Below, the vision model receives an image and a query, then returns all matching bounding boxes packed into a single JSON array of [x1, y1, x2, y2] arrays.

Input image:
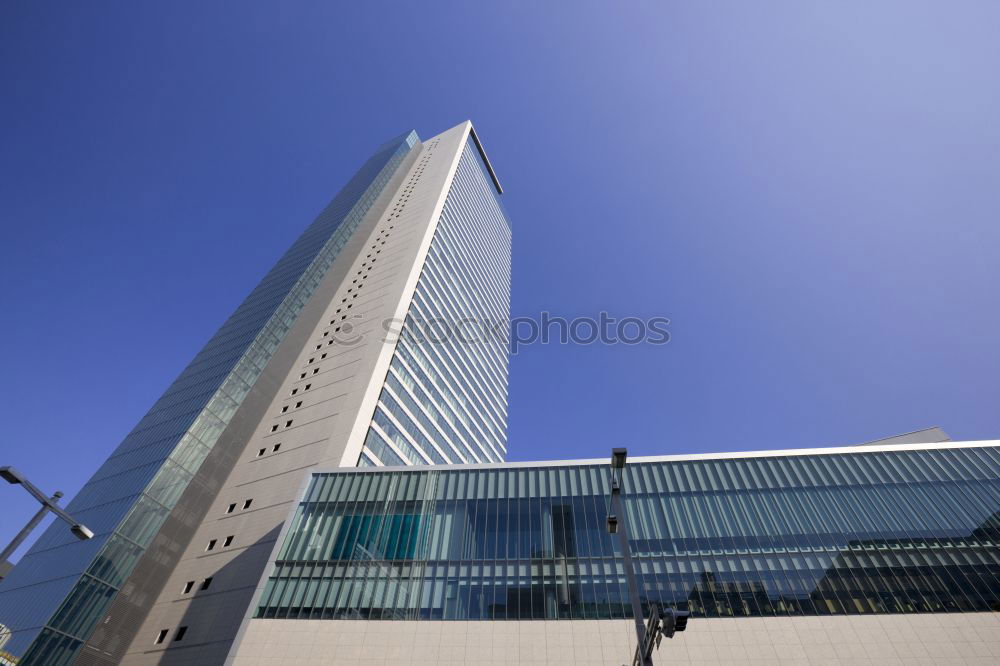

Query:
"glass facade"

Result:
[[0, 132, 420, 665], [362, 136, 511, 466], [256, 444, 1000, 621]]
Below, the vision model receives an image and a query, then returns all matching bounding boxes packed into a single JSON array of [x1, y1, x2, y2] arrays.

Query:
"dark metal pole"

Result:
[[611, 477, 651, 666], [0, 491, 62, 565]]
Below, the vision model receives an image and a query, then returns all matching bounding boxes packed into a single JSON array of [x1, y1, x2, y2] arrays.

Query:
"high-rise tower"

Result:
[[0, 121, 511, 665]]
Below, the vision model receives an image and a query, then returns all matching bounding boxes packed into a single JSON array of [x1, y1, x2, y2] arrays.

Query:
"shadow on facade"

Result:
[[137, 525, 282, 665]]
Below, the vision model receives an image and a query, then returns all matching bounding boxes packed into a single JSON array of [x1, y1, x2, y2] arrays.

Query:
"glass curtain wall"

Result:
[[362, 136, 511, 467], [256, 446, 1000, 621]]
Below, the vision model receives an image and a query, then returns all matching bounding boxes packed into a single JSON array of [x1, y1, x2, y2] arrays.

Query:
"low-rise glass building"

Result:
[[253, 441, 1000, 623]]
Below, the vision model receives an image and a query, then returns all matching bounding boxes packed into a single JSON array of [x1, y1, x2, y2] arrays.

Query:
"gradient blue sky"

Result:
[[2, 1, 998, 557]]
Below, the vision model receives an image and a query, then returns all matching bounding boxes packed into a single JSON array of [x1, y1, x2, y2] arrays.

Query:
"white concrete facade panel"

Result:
[[230, 614, 1000, 665]]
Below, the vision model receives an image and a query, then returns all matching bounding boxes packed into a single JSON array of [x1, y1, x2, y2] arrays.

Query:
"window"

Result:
[[174, 626, 188, 642], [281, 406, 288, 413], [285, 420, 293, 427], [206, 539, 217, 551], [295, 401, 302, 408], [257, 448, 265, 457], [291, 388, 298, 395], [305, 384, 311, 390], [226, 503, 236, 514], [270, 425, 278, 433], [243, 499, 253, 510], [182, 581, 194, 594], [155, 629, 168, 645], [223, 535, 234, 547], [313, 368, 319, 374], [273, 443, 281, 452], [201, 577, 213, 591]]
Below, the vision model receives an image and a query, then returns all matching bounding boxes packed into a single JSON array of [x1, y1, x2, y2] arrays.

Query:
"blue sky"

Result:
[[2, 1, 998, 556]]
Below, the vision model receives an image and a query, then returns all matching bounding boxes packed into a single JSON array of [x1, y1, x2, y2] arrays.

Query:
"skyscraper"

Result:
[[0, 121, 511, 665]]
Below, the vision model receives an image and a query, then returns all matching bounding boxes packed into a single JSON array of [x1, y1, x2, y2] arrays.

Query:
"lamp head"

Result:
[[70, 524, 94, 541], [0, 467, 24, 485]]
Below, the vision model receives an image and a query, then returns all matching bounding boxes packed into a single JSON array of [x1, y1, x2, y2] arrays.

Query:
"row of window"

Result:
[[181, 577, 213, 594], [226, 499, 253, 513], [154, 626, 186, 645], [257, 442, 281, 456], [205, 535, 235, 551], [271, 198, 405, 438], [269, 420, 293, 432]]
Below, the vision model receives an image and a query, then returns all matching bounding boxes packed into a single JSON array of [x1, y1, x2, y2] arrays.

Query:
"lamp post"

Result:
[[606, 447, 653, 666], [0, 466, 93, 579], [606, 448, 689, 666]]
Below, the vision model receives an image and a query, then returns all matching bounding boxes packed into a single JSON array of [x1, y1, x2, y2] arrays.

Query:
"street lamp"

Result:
[[0, 466, 93, 579], [606, 448, 688, 666]]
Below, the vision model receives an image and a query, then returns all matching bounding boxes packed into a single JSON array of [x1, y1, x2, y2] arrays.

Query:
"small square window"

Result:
[[291, 388, 298, 395], [223, 535, 234, 547], [257, 448, 265, 457], [313, 368, 319, 374], [285, 420, 293, 427], [273, 443, 281, 452], [270, 425, 278, 433], [155, 629, 168, 645], [201, 577, 213, 590], [206, 539, 217, 551], [243, 499, 253, 509], [305, 384, 311, 390], [174, 626, 188, 642], [280, 406, 288, 413], [182, 581, 194, 594], [295, 401, 302, 408], [226, 503, 236, 514]]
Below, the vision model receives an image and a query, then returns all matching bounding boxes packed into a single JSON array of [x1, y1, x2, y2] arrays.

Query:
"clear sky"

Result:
[[2, 1, 998, 558]]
